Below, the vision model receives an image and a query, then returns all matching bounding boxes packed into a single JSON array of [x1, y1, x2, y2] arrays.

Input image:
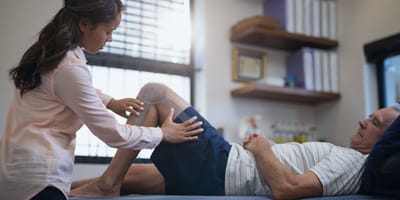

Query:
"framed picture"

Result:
[[232, 48, 267, 82]]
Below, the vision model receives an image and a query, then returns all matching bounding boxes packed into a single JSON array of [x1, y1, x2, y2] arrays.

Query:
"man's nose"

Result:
[[359, 119, 368, 128]]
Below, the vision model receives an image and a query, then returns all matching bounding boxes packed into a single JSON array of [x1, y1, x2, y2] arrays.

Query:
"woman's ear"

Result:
[[79, 18, 92, 32]]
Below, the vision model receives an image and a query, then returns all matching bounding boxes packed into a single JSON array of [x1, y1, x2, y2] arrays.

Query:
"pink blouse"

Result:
[[0, 47, 163, 199]]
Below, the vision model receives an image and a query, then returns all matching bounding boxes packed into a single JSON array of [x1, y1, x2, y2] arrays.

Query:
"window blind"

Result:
[[104, 0, 191, 65]]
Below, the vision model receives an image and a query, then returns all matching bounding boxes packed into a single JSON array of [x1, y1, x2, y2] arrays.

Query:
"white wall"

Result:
[[317, 0, 400, 146], [0, 0, 62, 130]]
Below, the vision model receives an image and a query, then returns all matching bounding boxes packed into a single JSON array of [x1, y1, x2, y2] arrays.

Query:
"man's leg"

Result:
[[70, 83, 192, 197], [131, 83, 231, 195], [70, 163, 164, 194], [120, 164, 164, 195]]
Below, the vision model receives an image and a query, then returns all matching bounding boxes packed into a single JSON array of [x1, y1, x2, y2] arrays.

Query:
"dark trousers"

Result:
[[31, 186, 66, 200]]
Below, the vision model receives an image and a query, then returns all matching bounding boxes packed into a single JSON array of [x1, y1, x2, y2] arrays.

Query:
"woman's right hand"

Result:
[[161, 108, 204, 143]]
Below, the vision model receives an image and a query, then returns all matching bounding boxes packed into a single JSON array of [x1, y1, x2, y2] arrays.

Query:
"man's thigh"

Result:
[[151, 106, 231, 195]]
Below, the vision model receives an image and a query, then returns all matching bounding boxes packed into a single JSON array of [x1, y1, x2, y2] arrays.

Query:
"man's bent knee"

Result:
[[138, 83, 169, 104]]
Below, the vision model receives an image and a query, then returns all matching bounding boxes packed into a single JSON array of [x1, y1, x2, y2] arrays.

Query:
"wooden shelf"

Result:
[[231, 83, 341, 104], [231, 26, 338, 51]]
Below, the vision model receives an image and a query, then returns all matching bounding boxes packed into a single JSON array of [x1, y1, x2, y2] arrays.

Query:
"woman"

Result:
[[0, 1, 202, 199]]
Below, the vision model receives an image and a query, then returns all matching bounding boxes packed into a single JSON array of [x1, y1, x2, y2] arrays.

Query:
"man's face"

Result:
[[350, 108, 399, 154]]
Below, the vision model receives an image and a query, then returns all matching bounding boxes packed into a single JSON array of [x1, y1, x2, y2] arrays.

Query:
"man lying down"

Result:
[[70, 83, 400, 200]]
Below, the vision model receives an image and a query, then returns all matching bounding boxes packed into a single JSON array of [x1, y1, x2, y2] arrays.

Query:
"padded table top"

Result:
[[71, 195, 268, 200], [70, 194, 396, 200]]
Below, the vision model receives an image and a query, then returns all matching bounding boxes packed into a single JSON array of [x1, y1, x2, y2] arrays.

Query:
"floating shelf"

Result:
[[231, 83, 341, 104], [231, 26, 338, 51]]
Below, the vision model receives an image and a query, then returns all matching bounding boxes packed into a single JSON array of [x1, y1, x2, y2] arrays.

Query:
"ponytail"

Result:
[[9, 0, 124, 96]]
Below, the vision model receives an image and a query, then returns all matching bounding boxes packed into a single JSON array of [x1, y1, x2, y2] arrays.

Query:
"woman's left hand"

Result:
[[107, 98, 144, 118], [161, 108, 204, 143]]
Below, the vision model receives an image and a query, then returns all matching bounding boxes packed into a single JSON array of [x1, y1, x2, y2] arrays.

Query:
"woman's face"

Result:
[[79, 13, 121, 54]]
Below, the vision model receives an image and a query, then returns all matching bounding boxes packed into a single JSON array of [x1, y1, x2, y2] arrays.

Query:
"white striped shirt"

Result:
[[225, 143, 271, 196], [225, 142, 367, 196]]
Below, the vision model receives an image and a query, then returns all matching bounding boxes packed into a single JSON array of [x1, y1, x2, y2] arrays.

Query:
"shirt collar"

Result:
[[72, 47, 87, 64]]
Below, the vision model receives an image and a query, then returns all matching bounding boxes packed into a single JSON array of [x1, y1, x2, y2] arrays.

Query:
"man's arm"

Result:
[[243, 134, 322, 200]]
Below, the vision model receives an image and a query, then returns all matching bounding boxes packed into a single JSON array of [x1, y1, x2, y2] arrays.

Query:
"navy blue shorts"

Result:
[[31, 186, 66, 200], [151, 106, 231, 195]]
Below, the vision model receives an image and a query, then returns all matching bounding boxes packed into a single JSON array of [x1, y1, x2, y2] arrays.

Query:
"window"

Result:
[[380, 56, 400, 107], [74, 0, 193, 163], [364, 33, 400, 108]]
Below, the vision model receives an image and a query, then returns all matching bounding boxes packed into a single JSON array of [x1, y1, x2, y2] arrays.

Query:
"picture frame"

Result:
[[232, 48, 267, 82]]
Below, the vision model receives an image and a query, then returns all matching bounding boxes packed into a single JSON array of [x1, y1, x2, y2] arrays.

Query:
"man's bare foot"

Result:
[[69, 180, 121, 197]]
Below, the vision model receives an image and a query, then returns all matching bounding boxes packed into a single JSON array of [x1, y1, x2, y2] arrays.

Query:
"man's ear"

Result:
[[79, 18, 92, 32]]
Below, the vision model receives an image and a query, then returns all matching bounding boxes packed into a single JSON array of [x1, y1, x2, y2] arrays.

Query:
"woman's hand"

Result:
[[161, 108, 204, 143], [107, 98, 144, 118]]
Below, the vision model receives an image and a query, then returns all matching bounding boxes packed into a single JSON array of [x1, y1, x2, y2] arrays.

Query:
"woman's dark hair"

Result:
[[9, 0, 124, 96]]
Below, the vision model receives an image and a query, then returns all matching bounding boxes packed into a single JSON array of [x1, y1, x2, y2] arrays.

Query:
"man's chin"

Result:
[[350, 135, 360, 146], [349, 141, 359, 150]]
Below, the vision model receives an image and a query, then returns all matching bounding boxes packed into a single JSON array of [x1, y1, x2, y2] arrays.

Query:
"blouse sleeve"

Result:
[[53, 63, 163, 150], [95, 89, 113, 106]]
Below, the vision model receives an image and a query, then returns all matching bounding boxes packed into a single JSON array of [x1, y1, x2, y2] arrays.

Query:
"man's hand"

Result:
[[243, 133, 275, 156], [161, 108, 204, 143], [107, 98, 144, 118], [244, 134, 322, 200]]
